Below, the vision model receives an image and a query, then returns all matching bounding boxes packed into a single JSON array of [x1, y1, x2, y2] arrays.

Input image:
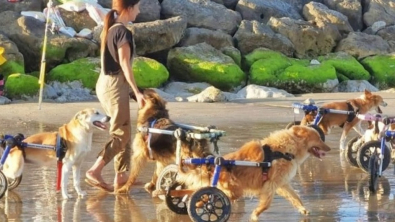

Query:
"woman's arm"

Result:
[[118, 43, 145, 108]]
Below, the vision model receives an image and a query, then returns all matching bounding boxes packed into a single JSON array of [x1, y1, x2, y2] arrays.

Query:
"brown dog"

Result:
[[117, 89, 213, 194], [315, 90, 386, 150], [177, 125, 331, 221]]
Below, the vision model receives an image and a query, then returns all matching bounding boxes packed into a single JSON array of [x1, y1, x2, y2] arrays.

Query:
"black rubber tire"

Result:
[[187, 187, 231, 222], [156, 164, 179, 201], [369, 155, 379, 193], [357, 141, 391, 174], [285, 121, 301, 129], [165, 182, 188, 215], [0, 171, 8, 199], [345, 136, 362, 167], [307, 124, 325, 142], [7, 175, 22, 190]]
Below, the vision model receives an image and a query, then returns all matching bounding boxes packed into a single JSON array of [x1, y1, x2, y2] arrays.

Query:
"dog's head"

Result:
[[133, 89, 169, 124], [73, 108, 110, 131], [362, 90, 387, 113], [290, 125, 331, 159]]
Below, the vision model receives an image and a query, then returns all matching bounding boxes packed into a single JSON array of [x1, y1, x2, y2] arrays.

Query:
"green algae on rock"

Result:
[[132, 57, 169, 88], [4, 73, 40, 98], [361, 54, 395, 89]]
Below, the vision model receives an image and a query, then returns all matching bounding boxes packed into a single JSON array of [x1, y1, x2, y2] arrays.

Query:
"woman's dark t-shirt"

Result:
[[103, 23, 134, 75]]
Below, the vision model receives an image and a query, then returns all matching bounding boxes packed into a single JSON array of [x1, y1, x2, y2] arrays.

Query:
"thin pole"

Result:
[[38, 0, 53, 110]]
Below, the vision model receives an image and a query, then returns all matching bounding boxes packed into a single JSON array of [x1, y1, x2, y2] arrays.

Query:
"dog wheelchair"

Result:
[[137, 123, 226, 201], [0, 133, 66, 199], [287, 99, 357, 142], [345, 114, 395, 192]]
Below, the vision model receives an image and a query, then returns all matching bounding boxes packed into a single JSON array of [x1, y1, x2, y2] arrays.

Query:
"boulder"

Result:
[[331, 80, 379, 92], [0, 0, 42, 13], [317, 52, 370, 81], [129, 16, 187, 55], [0, 34, 24, 77], [58, 8, 97, 32], [247, 49, 339, 93], [363, 0, 395, 27], [0, 96, 11, 105], [235, 0, 302, 24], [132, 57, 169, 88], [162, 81, 212, 98], [236, 84, 294, 99], [135, 0, 161, 23], [267, 17, 341, 59], [167, 42, 246, 91], [335, 32, 390, 59], [221, 46, 241, 67], [177, 27, 234, 50], [4, 73, 40, 99], [360, 54, 395, 89], [323, 0, 363, 31], [377, 25, 395, 42], [303, 2, 353, 35], [161, 0, 242, 35], [243, 48, 286, 70], [233, 20, 294, 56], [48, 57, 100, 90], [186, 86, 227, 102]]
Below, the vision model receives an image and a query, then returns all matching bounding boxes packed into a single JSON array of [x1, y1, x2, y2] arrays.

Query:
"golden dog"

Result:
[[2, 108, 110, 199], [301, 90, 386, 150], [117, 89, 213, 194], [177, 125, 331, 221]]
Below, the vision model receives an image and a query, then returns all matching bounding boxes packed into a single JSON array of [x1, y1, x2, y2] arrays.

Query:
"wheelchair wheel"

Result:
[[307, 124, 325, 142], [345, 136, 362, 167], [0, 171, 8, 199], [357, 141, 391, 173], [285, 121, 300, 129], [156, 164, 179, 200], [165, 182, 188, 215], [369, 154, 379, 193], [187, 187, 231, 222], [7, 175, 22, 190]]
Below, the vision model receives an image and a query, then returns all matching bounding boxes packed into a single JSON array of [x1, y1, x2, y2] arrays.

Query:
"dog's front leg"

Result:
[[61, 162, 73, 199], [276, 183, 309, 215], [250, 183, 275, 221], [353, 121, 365, 136], [72, 163, 87, 198]]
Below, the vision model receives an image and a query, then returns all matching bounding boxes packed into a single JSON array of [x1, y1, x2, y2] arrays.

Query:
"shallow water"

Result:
[[1, 110, 395, 222]]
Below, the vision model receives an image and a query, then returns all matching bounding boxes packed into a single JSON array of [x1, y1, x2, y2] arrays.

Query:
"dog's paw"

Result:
[[249, 214, 259, 222], [144, 182, 155, 192], [299, 208, 310, 215], [115, 185, 130, 194]]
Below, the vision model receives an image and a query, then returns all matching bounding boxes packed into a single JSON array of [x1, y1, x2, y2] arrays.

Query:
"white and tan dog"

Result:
[[2, 108, 110, 199]]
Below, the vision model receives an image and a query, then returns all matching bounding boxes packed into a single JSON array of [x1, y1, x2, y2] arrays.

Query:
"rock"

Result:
[[221, 46, 241, 67], [233, 20, 295, 56], [247, 49, 339, 93], [243, 48, 286, 70], [167, 42, 246, 91], [310, 59, 320, 65], [360, 54, 395, 89], [177, 27, 234, 50], [0, 96, 11, 105], [235, 0, 302, 24], [363, 0, 395, 27], [4, 73, 39, 99], [371, 21, 386, 33], [186, 86, 227, 102], [335, 32, 390, 59], [45, 81, 95, 102], [0, 0, 42, 13], [97, 0, 111, 8], [235, 84, 294, 99], [317, 52, 370, 81], [135, 0, 161, 23], [48, 57, 100, 90], [323, 0, 363, 31], [162, 82, 212, 98], [331, 80, 379, 92], [0, 34, 24, 77], [58, 8, 97, 32], [132, 57, 169, 88], [303, 2, 353, 35], [43, 84, 58, 99], [267, 17, 341, 59], [129, 16, 187, 55], [377, 25, 395, 42], [150, 88, 178, 102], [161, 0, 241, 35]]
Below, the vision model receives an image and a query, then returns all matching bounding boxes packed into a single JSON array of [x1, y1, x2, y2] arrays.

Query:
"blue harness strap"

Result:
[[55, 134, 66, 161]]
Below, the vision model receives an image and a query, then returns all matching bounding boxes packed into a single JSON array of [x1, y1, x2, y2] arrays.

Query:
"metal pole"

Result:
[[38, 0, 53, 110]]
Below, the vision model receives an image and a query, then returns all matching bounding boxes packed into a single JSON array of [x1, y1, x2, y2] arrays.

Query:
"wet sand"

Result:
[[1, 91, 395, 222]]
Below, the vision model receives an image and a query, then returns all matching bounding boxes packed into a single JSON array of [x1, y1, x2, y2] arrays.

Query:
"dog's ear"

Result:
[[364, 89, 372, 97], [74, 110, 86, 122]]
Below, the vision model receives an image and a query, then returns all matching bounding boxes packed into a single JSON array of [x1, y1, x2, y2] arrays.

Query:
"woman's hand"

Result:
[[134, 91, 146, 109]]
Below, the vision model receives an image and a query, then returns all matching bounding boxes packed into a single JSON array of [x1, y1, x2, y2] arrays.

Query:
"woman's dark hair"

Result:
[[100, 0, 140, 53]]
